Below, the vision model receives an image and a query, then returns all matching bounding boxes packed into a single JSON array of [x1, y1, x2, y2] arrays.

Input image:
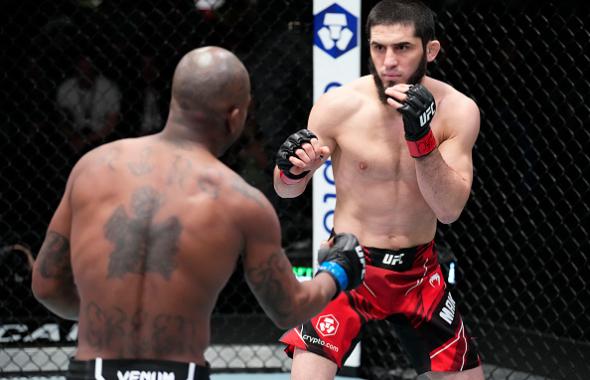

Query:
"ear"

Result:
[[227, 106, 241, 135], [425, 40, 441, 62]]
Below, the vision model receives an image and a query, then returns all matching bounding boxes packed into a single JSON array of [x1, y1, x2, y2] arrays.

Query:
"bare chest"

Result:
[[333, 113, 417, 181]]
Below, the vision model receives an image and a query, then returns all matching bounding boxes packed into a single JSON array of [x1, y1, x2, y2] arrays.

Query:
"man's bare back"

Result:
[[32, 47, 366, 377], [66, 135, 261, 363]]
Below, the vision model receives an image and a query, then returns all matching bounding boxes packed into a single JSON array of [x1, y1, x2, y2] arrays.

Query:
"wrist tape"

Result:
[[279, 169, 309, 184], [317, 261, 348, 293], [406, 129, 437, 158]]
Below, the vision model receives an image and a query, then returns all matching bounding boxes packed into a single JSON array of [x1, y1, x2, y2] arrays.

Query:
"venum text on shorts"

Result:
[[117, 370, 175, 380]]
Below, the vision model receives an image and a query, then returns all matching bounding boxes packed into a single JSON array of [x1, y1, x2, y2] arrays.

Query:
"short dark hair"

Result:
[[366, 0, 436, 46]]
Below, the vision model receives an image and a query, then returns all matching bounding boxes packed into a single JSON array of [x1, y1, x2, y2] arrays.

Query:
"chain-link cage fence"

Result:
[[360, 1, 590, 379], [1, 0, 588, 379], [1, 0, 314, 375]]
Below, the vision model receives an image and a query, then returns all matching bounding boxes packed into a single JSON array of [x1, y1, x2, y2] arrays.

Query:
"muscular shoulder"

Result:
[[427, 78, 480, 141], [310, 76, 373, 134], [224, 172, 273, 212], [68, 139, 135, 182], [221, 170, 280, 235], [76, 139, 129, 164]]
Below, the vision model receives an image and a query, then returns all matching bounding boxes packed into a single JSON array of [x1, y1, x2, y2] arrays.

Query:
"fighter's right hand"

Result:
[[275, 129, 329, 179], [317, 233, 366, 297]]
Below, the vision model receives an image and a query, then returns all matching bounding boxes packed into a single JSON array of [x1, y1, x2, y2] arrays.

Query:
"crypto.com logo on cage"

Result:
[[314, 3, 358, 58]]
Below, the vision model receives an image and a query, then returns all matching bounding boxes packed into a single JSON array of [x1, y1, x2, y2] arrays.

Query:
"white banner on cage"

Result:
[[312, 0, 361, 370]]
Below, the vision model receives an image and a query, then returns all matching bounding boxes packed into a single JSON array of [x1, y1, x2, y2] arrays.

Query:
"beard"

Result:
[[369, 51, 428, 104]]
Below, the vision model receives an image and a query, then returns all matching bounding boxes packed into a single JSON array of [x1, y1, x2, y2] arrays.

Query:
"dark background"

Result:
[[1, 0, 588, 379]]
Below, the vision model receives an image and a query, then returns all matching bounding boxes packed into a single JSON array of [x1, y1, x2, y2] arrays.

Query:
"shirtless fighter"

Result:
[[32, 46, 365, 380], [274, 1, 484, 378]]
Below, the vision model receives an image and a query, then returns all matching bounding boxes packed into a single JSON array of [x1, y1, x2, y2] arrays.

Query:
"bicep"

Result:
[[307, 98, 340, 156], [438, 100, 480, 181]]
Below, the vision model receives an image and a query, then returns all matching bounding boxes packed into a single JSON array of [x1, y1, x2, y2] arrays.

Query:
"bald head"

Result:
[[171, 46, 250, 115], [165, 47, 251, 156]]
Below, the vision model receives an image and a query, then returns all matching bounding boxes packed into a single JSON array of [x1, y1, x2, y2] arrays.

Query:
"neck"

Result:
[[160, 110, 224, 156]]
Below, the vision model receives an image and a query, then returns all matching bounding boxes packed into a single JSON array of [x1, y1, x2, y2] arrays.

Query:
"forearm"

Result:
[[273, 166, 311, 198], [253, 271, 335, 329], [283, 233, 363, 327], [279, 273, 337, 328], [414, 149, 471, 224]]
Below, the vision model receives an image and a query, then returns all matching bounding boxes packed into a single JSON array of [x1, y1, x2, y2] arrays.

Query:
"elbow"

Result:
[[31, 266, 79, 320], [31, 269, 46, 301], [31, 267, 59, 304], [273, 184, 290, 199], [273, 183, 301, 199], [436, 209, 462, 224], [435, 190, 470, 224], [31, 276, 52, 304], [273, 319, 293, 330], [270, 312, 300, 330], [32, 284, 55, 312]]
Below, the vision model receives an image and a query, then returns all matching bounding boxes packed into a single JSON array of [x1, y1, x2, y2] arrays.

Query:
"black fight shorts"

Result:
[[67, 358, 209, 380]]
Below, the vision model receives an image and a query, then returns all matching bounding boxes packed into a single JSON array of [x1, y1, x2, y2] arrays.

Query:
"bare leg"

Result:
[[290, 348, 338, 380], [419, 365, 485, 380]]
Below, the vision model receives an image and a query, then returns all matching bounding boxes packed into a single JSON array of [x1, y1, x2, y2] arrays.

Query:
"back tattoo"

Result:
[[105, 187, 182, 279]]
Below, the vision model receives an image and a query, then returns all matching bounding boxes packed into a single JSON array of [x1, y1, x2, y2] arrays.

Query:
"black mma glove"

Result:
[[316, 233, 366, 297], [397, 84, 437, 158], [275, 129, 317, 179]]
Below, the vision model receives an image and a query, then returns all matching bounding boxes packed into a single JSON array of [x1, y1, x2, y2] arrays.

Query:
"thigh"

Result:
[[391, 287, 481, 375], [291, 348, 338, 380]]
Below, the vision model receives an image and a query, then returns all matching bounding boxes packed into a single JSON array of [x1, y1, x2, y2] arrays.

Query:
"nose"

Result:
[[384, 48, 398, 68]]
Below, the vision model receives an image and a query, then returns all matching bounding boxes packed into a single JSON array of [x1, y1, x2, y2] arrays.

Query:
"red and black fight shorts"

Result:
[[280, 240, 480, 374], [66, 358, 210, 380]]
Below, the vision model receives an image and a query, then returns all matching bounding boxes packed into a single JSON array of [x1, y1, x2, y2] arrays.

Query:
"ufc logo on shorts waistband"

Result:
[[382, 253, 405, 266]]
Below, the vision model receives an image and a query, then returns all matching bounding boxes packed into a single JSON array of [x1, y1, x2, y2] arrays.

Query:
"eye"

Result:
[[371, 43, 385, 52]]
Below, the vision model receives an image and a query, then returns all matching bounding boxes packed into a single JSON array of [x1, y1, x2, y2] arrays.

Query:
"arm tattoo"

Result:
[[105, 187, 181, 279], [38, 231, 73, 282], [245, 250, 293, 321]]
